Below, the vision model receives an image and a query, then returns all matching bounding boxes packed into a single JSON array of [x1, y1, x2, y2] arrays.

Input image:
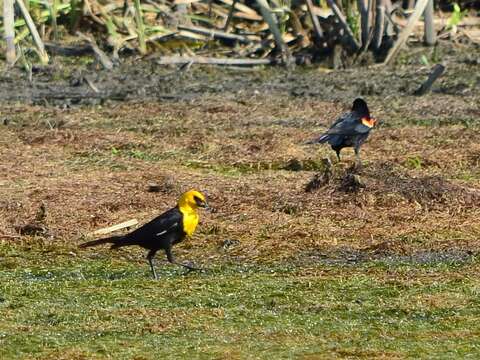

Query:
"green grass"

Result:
[[183, 158, 327, 177], [1, 244, 480, 359]]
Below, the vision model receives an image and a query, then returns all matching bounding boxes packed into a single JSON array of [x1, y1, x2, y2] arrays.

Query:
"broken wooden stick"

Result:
[[383, 0, 429, 65], [357, 0, 370, 47], [255, 0, 292, 66], [84, 76, 100, 93], [326, 0, 361, 51], [16, 0, 49, 64], [218, 0, 258, 17], [414, 64, 445, 96], [0, 233, 21, 239], [3, 0, 16, 66], [90, 219, 139, 236], [76, 31, 114, 70], [423, 0, 436, 46], [223, 0, 238, 31], [156, 55, 273, 66], [305, 0, 324, 41], [373, 0, 386, 50], [178, 25, 252, 44], [134, 0, 147, 54]]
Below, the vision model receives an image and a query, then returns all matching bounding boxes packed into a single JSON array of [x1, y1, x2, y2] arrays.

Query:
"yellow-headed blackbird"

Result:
[[308, 98, 376, 165], [79, 190, 208, 279]]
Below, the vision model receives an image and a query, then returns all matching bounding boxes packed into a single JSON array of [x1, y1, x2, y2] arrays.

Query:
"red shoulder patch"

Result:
[[361, 117, 376, 128]]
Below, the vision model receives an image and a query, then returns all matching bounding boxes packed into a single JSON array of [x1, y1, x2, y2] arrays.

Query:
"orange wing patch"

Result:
[[361, 117, 377, 128]]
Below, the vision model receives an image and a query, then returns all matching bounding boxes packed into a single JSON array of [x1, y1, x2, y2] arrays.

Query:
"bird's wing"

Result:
[[329, 112, 350, 128], [129, 207, 183, 239], [326, 111, 372, 135], [307, 112, 354, 144]]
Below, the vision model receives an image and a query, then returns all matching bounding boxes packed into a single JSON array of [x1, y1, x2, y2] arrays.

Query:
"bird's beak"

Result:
[[203, 203, 213, 212], [198, 201, 209, 209], [194, 195, 209, 209]]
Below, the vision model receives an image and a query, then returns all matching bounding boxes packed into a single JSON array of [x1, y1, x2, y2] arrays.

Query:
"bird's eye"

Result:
[[193, 195, 204, 206]]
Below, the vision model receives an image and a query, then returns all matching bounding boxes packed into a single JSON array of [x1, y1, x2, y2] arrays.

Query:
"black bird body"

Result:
[[79, 190, 208, 279], [308, 98, 376, 164], [87, 207, 184, 251]]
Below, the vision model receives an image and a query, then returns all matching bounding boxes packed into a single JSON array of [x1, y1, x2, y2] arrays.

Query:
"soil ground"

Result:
[[1, 42, 479, 262], [1, 42, 480, 358]]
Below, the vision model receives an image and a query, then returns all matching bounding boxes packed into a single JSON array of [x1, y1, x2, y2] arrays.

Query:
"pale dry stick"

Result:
[[83, 0, 105, 26], [15, 0, 49, 64], [289, 9, 310, 47], [383, 0, 429, 65], [366, 0, 374, 44], [76, 31, 114, 70], [134, 0, 147, 54], [84, 76, 100, 93], [0, 234, 21, 239], [423, 0, 436, 46], [178, 25, 251, 44], [383, 2, 400, 35], [373, 0, 386, 49], [358, 0, 375, 52], [156, 55, 273, 66], [194, 2, 229, 20], [223, 0, 238, 31], [326, 0, 361, 51], [218, 0, 258, 16], [305, 0, 324, 42], [413, 64, 445, 96], [3, 0, 16, 66], [382, 0, 396, 42], [89, 219, 139, 237], [255, 0, 292, 66], [357, 0, 369, 47]]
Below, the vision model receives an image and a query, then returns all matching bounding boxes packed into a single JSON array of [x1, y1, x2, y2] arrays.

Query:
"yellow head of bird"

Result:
[[178, 190, 208, 210]]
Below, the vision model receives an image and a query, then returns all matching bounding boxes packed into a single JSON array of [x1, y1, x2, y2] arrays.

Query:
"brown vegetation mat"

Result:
[[1, 47, 479, 264]]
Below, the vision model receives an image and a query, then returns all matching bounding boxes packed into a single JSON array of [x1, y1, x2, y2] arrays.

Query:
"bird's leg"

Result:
[[165, 247, 201, 273], [146, 250, 158, 280], [336, 150, 341, 162], [354, 147, 362, 170]]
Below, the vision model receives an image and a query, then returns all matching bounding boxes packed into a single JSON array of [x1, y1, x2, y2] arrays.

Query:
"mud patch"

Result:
[[302, 247, 476, 266], [0, 43, 478, 114]]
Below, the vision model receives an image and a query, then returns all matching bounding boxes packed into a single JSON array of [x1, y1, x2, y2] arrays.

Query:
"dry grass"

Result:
[[1, 89, 479, 264]]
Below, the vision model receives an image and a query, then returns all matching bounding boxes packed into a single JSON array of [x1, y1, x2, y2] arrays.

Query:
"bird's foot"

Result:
[[181, 263, 204, 275], [183, 268, 201, 275]]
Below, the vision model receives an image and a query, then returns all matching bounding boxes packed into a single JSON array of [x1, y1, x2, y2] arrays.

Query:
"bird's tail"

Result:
[[78, 235, 126, 249], [306, 134, 330, 145]]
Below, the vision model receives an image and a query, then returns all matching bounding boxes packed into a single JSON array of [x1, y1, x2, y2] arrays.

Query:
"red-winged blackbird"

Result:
[[79, 190, 208, 279], [308, 98, 377, 165]]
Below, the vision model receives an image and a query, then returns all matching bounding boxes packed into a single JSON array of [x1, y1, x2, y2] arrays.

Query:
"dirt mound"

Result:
[[364, 162, 480, 208], [307, 161, 480, 210]]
